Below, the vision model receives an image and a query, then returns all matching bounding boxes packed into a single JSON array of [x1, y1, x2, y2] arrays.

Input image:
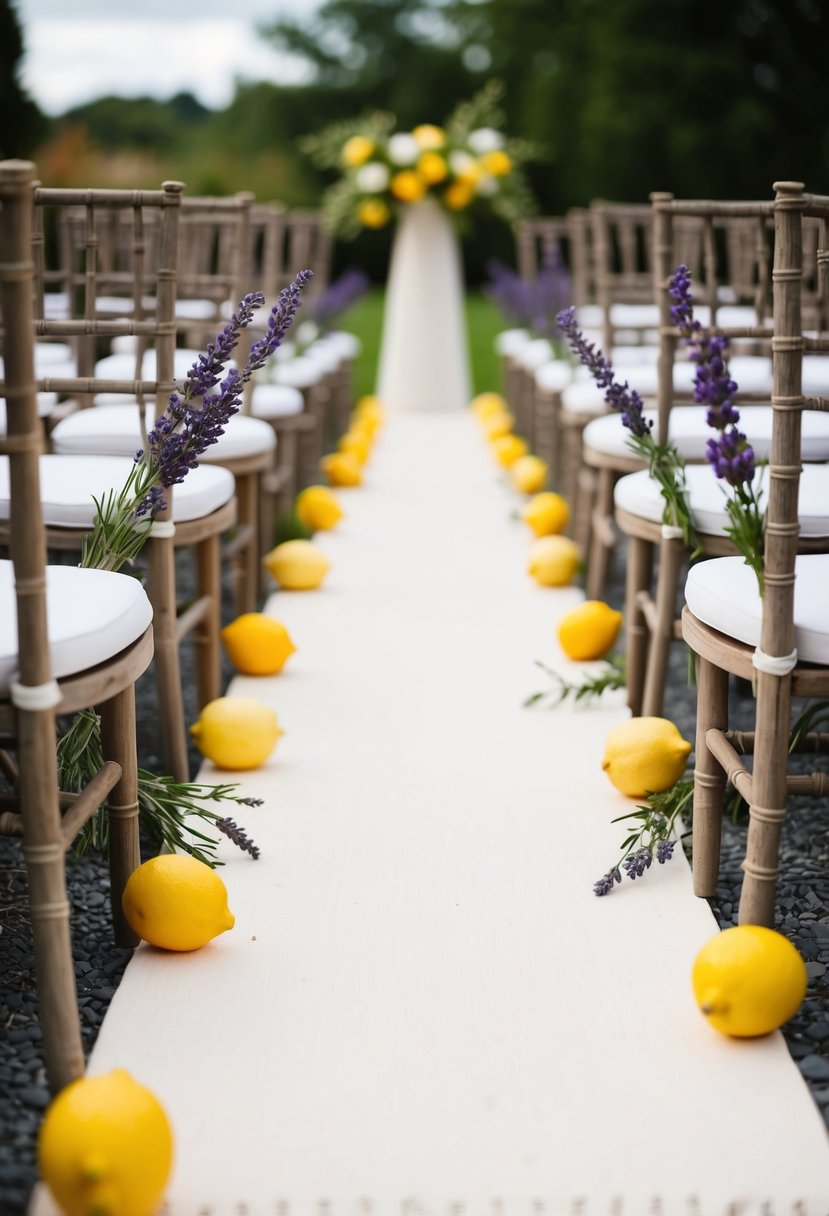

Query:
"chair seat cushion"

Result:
[[615, 463, 829, 539], [0, 347, 75, 379], [306, 342, 342, 375], [515, 338, 554, 372], [323, 330, 361, 360], [0, 393, 59, 433], [250, 383, 304, 420], [534, 360, 573, 392], [0, 559, 153, 695], [51, 405, 276, 462], [684, 553, 829, 665], [494, 328, 529, 357], [274, 357, 326, 389], [583, 405, 829, 462], [0, 455, 234, 527], [94, 349, 221, 384]]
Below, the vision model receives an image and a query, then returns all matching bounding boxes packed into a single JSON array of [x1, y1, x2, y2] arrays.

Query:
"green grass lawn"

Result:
[[339, 288, 504, 402]]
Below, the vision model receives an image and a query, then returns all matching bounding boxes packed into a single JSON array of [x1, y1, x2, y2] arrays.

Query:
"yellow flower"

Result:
[[391, 170, 427, 203], [444, 180, 474, 211], [417, 151, 448, 184], [480, 149, 512, 177], [342, 135, 375, 167], [357, 199, 390, 229], [412, 124, 446, 149]]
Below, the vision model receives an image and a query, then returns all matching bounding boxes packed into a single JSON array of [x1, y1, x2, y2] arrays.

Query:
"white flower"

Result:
[[468, 127, 504, 155], [387, 133, 420, 165], [355, 163, 390, 193], [476, 174, 498, 198], [449, 150, 476, 176]]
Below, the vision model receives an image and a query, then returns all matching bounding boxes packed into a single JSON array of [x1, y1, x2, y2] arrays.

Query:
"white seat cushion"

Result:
[[0, 559, 153, 695], [94, 349, 223, 382], [583, 405, 829, 462], [801, 356, 829, 395], [43, 293, 69, 320], [274, 357, 325, 390], [516, 338, 554, 372], [575, 306, 603, 329], [95, 295, 156, 314], [534, 360, 573, 392], [610, 345, 660, 367], [250, 383, 304, 420], [561, 380, 610, 416], [0, 347, 75, 379], [324, 330, 361, 360], [494, 328, 529, 357], [0, 455, 234, 527], [615, 463, 829, 539], [306, 342, 342, 375], [685, 553, 829, 665], [0, 393, 59, 433], [51, 404, 276, 462], [175, 298, 221, 321]]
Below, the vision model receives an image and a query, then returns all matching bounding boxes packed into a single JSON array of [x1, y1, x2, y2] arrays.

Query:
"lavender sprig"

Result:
[[593, 781, 692, 897], [556, 306, 698, 551], [668, 265, 765, 592], [215, 816, 261, 860], [310, 267, 370, 330], [487, 252, 572, 341]]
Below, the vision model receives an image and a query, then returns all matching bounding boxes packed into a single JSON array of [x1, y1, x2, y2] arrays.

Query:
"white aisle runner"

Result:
[[34, 415, 829, 1215]]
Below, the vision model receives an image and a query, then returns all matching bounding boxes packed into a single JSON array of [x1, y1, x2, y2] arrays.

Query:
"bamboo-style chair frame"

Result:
[[0, 159, 154, 1091], [682, 180, 829, 925], [23, 181, 234, 782]]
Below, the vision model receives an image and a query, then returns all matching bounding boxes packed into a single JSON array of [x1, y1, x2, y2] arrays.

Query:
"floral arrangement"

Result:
[[485, 250, 572, 341], [302, 82, 537, 238]]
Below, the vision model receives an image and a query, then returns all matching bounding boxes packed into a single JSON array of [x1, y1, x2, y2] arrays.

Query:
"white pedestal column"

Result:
[[376, 199, 471, 412]]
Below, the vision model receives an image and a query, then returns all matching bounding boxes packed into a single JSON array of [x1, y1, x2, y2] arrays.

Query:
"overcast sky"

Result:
[[13, 0, 323, 114]]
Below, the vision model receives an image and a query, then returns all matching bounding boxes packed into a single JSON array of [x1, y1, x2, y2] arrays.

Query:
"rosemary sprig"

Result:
[[593, 778, 693, 895], [524, 653, 627, 709], [57, 710, 262, 866]]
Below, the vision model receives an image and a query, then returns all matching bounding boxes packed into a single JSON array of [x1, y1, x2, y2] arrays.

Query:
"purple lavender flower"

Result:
[[246, 269, 314, 375], [556, 306, 652, 438], [655, 839, 675, 864], [593, 867, 623, 897], [487, 252, 572, 339], [215, 816, 260, 860], [311, 267, 370, 330], [623, 848, 653, 880]]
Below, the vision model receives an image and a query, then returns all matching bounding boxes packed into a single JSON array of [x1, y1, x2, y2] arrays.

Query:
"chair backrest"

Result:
[[514, 210, 592, 308], [250, 204, 331, 305], [179, 192, 253, 319]]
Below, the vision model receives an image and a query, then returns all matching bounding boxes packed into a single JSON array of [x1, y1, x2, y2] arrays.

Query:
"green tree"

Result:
[[0, 0, 46, 157]]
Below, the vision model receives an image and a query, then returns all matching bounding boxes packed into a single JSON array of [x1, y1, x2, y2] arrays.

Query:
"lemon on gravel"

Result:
[[295, 485, 343, 532], [511, 454, 549, 494], [601, 716, 691, 798], [190, 695, 283, 770], [492, 434, 529, 467], [521, 491, 570, 537], [321, 451, 363, 487], [471, 391, 507, 420], [483, 411, 514, 441], [221, 613, 296, 676], [692, 926, 807, 1037], [38, 1068, 173, 1216], [558, 601, 623, 661], [338, 429, 372, 465], [264, 539, 330, 590], [528, 535, 580, 586], [122, 854, 235, 950]]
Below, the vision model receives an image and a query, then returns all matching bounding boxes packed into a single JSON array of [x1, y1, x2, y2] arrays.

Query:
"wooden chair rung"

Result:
[[60, 761, 123, 848], [175, 594, 213, 643], [705, 727, 754, 802]]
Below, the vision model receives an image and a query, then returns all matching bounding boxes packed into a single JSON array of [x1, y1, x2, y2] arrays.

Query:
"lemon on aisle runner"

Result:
[[190, 695, 283, 770], [122, 854, 235, 951], [39, 1069, 173, 1216], [322, 451, 363, 487], [492, 433, 529, 467], [295, 485, 343, 532], [692, 926, 807, 1037], [264, 539, 330, 590], [483, 411, 514, 442], [558, 601, 623, 661], [602, 716, 691, 798], [521, 491, 570, 537], [338, 429, 372, 465], [221, 613, 296, 676], [511, 454, 548, 494], [528, 535, 580, 586], [471, 391, 507, 421]]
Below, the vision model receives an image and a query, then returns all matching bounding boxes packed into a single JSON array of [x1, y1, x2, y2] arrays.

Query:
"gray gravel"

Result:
[[1, 535, 827, 1214]]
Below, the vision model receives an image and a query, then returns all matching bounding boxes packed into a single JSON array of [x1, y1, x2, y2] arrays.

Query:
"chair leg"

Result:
[[147, 536, 189, 783], [641, 536, 685, 718], [99, 687, 141, 949], [692, 657, 729, 897], [234, 471, 260, 617], [738, 670, 791, 926], [585, 467, 616, 600], [195, 533, 222, 707], [625, 534, 654, 717]]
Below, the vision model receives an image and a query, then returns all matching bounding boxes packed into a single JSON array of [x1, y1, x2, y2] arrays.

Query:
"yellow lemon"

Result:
[[557, 600, 623, 661], [355, 394, 385, 418], [342, 135, 374, 166], [520, 491, 570, 537], [692, 926, 808, 1038], [190, 695, 283, 771], [601, 716, 692, 798], [350, 413, 380, 441], [527, 535, 580, 587], [511, 454, 549, 494], [390, 169, 426, 203], [295, 484, 343, 532], [480, 149, 512, 177], [338, 429, 372, 465], [444, 180, 474, 210], [321, 451, 363, 487], [492, 434, 529, 467], [221, 613, 296, 676], [483, 411, 514, 441], [39, 1069, 173, 1216], [412, 123, 446, 149], [417, 151, 448, 184], [471, 391, 507, 420], [264, 539, 330, 590], [122, 854, 235, 950], [357, 199, 390, 229]]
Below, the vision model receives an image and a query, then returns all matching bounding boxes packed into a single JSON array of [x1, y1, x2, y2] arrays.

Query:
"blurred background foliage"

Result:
[[4, 0, 829, 280]]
